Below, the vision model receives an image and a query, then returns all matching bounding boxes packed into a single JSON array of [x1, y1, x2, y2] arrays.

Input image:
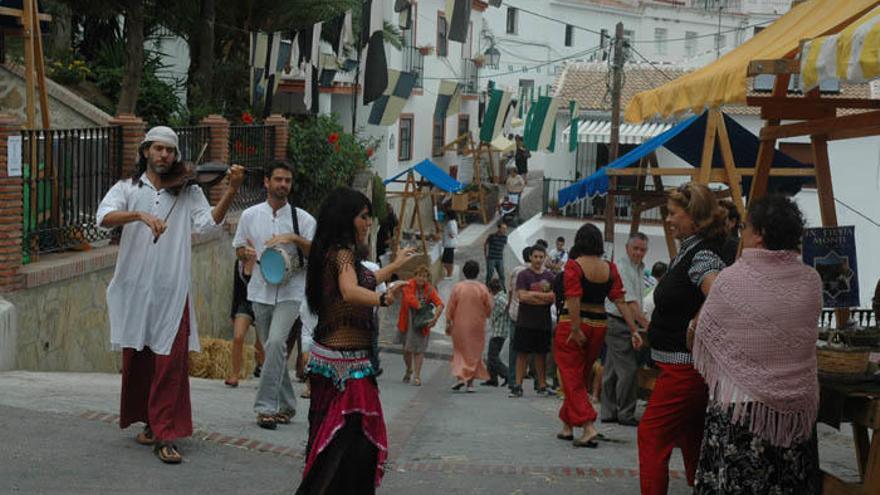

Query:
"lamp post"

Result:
[[484, 46, 501, 69]]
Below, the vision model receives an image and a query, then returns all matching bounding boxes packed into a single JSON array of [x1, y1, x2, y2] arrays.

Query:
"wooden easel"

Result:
[[389, 170, 430, 255], [442, 132, 490, 224], [603, 107, 819, 262]]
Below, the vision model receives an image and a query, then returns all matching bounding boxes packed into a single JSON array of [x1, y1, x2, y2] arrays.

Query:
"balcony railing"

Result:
[[462, 59, 479, 94], [542, 178, 665, 224], [403, 46, 424, 88]]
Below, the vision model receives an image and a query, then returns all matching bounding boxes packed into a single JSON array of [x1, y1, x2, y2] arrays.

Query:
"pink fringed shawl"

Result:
[[693, 248, 822, 447]]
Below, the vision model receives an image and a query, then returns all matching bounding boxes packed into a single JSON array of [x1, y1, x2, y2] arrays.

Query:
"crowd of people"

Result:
[[98, 126, 824, 494]]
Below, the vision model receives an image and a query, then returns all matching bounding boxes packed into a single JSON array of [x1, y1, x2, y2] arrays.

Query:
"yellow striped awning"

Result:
[[801, 5, 880, 91], [624, 0, 880, 123]]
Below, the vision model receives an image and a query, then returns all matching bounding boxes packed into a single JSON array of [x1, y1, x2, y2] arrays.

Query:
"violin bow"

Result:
[[153, 141, 210, 244]]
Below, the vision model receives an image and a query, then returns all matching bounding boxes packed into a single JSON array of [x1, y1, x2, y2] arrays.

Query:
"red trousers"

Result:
[[637, 362, 708, 495], [119, 302, 193, 442], [553, 320, 606, 426]]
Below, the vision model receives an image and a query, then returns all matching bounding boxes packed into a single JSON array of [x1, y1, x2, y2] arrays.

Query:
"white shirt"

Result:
[[97, 177, 221, 355], [546, 248, 568, 271], [232, 202, 316, 305], [443, 219, 459, 249]]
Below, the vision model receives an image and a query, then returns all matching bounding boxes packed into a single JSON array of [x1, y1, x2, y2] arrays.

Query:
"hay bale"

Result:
[[188, 337, 258, 380]]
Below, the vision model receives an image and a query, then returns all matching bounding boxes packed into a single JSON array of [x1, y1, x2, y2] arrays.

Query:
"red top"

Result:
[[397, 278, 443, 332], [562, 259, 625, 303]]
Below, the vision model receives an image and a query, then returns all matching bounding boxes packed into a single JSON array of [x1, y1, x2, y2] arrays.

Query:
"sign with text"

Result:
[[6, 135, 22, 177], [803, 226, 859, 308]]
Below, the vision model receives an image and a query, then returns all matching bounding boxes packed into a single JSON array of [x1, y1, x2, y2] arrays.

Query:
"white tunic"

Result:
[[231, 202, 316, 305], [97, 176, 221, 355]]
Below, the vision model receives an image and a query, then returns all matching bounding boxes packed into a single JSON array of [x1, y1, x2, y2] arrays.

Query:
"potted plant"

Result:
[[472, 54, 486, 68], [548, 198, 560, 216], [417, 44, 434, 56]]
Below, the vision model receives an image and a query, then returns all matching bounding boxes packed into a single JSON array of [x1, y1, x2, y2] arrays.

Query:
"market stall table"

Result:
[[819, 378, 880, 494]]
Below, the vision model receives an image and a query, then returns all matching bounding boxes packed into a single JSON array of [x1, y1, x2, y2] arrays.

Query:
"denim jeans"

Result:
[[486, 258, 505, 285], [253, 300, 300, 416]]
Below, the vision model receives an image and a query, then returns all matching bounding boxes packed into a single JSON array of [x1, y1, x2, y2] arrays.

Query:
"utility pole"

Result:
[[605, 22, 625, 244]]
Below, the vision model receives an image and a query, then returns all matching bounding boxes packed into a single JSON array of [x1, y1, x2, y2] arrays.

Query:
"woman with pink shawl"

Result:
[[693, 195, 822, 494], [446, 260, 493, 392]]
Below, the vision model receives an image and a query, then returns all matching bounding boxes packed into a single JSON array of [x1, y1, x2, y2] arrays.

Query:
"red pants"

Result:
[[553, 320, 606, 426], [637, 362, 708, 495], [119, 302, 193, 442]]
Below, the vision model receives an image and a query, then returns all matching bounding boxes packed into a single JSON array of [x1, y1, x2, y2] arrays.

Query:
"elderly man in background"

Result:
[[601, 232, 650, 427]]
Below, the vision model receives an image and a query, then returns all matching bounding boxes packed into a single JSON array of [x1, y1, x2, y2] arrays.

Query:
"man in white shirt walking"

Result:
[[442, 213, 458, 278], [97, 126, 245, 464], [233, 161, 316, 430]]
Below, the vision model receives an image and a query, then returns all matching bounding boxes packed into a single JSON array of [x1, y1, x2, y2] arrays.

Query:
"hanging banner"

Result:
[[802, 226, 860, 308]]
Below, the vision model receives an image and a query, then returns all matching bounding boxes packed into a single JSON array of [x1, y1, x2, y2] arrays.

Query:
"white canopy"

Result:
[[562, 120, 672, 145]]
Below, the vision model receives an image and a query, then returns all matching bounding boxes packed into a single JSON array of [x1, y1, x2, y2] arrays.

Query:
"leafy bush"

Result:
[[287, 114, 379, 214], [48, 52, 91, 85], [90, 41, 183, 126]]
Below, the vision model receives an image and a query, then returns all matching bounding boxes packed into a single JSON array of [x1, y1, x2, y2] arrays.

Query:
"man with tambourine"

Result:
[[97, 126, 245, 464], [232, 161, 316, 431]]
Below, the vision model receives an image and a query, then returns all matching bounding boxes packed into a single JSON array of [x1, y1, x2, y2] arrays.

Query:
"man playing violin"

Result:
[[232, 161, 316, 430], [97, 126, 245, 464]]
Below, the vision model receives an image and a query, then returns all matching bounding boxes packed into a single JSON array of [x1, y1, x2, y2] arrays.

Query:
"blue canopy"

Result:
[[384, 159, 464, 193], [558, 111, 810, 208]]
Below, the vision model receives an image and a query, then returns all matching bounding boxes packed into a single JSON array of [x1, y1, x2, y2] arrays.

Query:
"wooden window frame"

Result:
[[399, 114, 414, 162], [506, 7, 517, 35], [457, 114, 470, 155], [565, 25, 574, 47], [432, 116, 446, 158], [437, 12, 448, 58]]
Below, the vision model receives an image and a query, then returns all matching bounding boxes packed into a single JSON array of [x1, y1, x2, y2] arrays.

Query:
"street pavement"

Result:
[[0, 176, 864, 494]]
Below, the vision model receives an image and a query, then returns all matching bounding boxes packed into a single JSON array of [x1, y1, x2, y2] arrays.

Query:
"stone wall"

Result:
[[6, 230, 236, 372], [0, 64, 112, 128]]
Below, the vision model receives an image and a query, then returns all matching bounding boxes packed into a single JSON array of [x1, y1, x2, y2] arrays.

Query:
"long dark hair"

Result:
[[306, 187, 373, 317]]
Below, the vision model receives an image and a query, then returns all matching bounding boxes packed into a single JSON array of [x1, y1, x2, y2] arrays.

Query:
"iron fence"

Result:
[[462, 59, 479, 94], [229, 124, 276, 211], [171, 125, 212, 162], [403, 46, 424, 88], [21, 126, 123, 262], [542, 177, 665, 224]]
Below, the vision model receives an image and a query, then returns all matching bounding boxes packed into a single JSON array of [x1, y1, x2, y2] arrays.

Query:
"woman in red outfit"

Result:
[[554, 223, 643, 447], [637, 182, 727, 495]]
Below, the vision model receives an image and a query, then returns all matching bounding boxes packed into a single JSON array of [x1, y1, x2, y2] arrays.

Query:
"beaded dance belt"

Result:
[[307, 342, 375, 391]]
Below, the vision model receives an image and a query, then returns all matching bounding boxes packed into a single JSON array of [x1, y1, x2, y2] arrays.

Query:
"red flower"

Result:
[[241, 111, 254, 125], [234, 140, 243, 153], [328, 132, 340, 145], [366, 148, 374, 158], [247, 145, 256, 156]]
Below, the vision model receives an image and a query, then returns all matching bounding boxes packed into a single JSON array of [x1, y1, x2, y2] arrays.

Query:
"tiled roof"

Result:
[[554, 62, 874, 118]]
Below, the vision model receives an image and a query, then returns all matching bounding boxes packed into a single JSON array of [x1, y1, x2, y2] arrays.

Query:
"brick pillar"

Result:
[[200, 114, 230, 205], [109, 114, 145, 180], [0, 114, 23, 291], [264, 114, 289, 161]]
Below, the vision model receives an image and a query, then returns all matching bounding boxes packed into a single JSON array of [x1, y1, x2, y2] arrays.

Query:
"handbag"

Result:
[[411, 286, 435, 331]]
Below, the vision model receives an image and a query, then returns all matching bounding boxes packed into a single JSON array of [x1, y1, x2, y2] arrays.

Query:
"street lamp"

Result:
[[484, 46, 501, 69]]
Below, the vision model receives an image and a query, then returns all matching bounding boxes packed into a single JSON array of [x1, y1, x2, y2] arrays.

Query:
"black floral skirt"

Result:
[[694, 400, 820, 495]]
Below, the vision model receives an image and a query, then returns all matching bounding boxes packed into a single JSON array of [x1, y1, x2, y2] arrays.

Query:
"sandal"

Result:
[[573, 434, 599, 448], [412, 378, 422, 386], [224, 379, 238, 388], [136, 425, 155, 446], [300, 388, 311, 399], [154, 442, 182, 464], [274, 411, 294, 425], [257, 414, 277, 430], [403, 371, 412, 383], [556, 433, 574, 441]]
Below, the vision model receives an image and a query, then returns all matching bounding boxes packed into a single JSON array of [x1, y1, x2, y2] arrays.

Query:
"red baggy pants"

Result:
[[119, 302, 193, 441], [553, 320, 606, 426], [637, 362, 708, 495]]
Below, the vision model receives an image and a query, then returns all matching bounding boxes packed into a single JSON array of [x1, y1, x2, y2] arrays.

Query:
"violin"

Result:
[[154, 160, 231, 196]]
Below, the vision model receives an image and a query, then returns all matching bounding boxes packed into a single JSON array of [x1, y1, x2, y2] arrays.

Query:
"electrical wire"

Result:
[[420, 44, 605, 81], [834, 197, 880, 229], [627, 44, 676, 82]]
